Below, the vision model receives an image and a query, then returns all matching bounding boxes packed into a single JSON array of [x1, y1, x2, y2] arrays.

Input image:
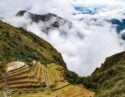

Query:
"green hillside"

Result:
[[88, 51, 125, 97], [0, 20, 66, 70], [0, 20, 94, 97]]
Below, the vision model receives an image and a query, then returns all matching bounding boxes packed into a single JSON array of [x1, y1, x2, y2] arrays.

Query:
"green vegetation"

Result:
[[64, 51, 125, 97], [0, 61, 95, 97], [0, 20, 95, 97], [11, 84, 95, 97], [0, 62, 66, 91], [0, 20, 66, 70], [64, 71, 82, 84], [65, 71, 98, 91], [87, 51, 125, 97]]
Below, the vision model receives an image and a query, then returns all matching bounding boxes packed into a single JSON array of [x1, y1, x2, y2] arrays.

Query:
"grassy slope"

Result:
[[0, 20, 95, 97], [0, 20, 66, 70], [12, 85, 94, 97], [9, 63, 95, 97], [89, 51, 125, 97]]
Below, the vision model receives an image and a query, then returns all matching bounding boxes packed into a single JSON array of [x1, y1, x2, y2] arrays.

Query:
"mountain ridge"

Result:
[[0, 20, 66, 70], [16, 10, 72, 35], [1, 16, 125, 97], [0, 20, 94, 97], [86, 51, 125, 97]]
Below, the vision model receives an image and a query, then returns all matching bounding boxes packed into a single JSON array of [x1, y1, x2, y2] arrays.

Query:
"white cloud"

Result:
[[0, 0, 32, 18], [1, 0, 125, 76]]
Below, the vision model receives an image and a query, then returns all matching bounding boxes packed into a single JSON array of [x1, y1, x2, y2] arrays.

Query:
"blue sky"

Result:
[[74, 5, 97, 14]]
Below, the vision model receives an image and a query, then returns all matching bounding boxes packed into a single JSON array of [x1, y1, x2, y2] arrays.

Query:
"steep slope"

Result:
[[88, 51, 125, 97], [0, 20, 94, 97], [0, 61, 68, 92], [0, 20, 66, 70], [0, 61, 94, 97]]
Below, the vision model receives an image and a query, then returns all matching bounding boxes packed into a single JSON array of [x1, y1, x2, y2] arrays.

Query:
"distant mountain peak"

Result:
[[16, 10, 64, 22], [16, 10, 72, 35], [16, 10, 27, 17]]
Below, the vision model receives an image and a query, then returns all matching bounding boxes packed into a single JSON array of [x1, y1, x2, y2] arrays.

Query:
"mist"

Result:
[[1, 0, 125, 76]]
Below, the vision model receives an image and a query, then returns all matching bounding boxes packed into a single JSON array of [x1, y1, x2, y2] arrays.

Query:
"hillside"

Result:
[[0, 20, 94, 97], [88, 51, 125, 97], [0, 61, 94, 97], [0, 20, 66, 70]]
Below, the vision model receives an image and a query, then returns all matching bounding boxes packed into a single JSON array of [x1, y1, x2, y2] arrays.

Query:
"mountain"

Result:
[[66, 51, 125, 97], [16, 10, 72, 35], [0, 20, 94, 97], [86, 51, 125, 97], [1, 15, 125, 97], [0, 20, 66, 69]]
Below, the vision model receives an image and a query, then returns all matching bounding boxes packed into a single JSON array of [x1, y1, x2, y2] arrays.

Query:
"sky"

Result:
[[1, 0, 125, 76]]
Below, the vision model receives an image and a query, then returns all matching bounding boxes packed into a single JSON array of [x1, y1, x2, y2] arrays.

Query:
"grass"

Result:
[[0, 20, 95, 97], [46, 68, 55, 88], [40, 64, 46, 84], [47, 63, 65, 81], [0, 61, 95, 97], [9, 82, 40, 88], [8, 77, 39, 85], [0, 20, 66, 71], [33, 62, 42, 79], [87, 51, 125, 97], [32, 62, 47, 84], [6, 68, 30, 78], [12, 85, 95, 97], [1, 62, 67, 91], [6, 73, 34, 80]]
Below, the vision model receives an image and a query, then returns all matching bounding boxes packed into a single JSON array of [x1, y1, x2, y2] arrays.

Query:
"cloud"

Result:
[[0, 0, 32, 18], [47, 20, 124, 76], [1, 0, 125, 76]]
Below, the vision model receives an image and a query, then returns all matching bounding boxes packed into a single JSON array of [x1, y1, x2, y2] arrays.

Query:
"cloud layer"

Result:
[[1, 0, 125, 76]]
